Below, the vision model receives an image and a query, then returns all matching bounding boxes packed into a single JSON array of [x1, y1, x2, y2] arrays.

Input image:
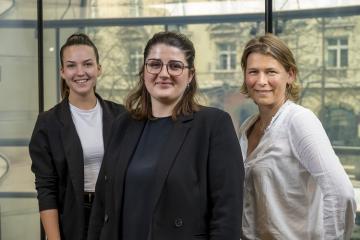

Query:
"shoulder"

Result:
[[191, 106, 235, 131], [195, 106, 229, 119], [286, 102, 320, 126], [100, 98, 126, 114], [36, 100, 66, 124], [102, 99, 125, 110], [283, 102, 326, 141]]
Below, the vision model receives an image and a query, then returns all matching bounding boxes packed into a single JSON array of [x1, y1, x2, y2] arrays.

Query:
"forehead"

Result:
[[247, 52, 284, 68], [147, 43, 186, 61], [62, 45, 96, 59]]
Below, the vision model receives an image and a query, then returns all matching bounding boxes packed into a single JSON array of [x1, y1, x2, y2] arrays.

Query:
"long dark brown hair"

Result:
[[125, 31, 200, 120]]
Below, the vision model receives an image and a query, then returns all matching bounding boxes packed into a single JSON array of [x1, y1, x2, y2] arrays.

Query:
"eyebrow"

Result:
[[64, 58, 94, 63]]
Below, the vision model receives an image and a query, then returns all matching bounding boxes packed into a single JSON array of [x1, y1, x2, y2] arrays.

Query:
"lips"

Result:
[[255, 89, 272, 93], [155, 81, 173, 85], [73, 79, 89, 83]]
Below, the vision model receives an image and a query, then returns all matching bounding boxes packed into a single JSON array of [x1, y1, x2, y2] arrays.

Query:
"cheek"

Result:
[[268, 77, 285, 89], [245, 77, 256, 89], [144, 72, 155, 83]]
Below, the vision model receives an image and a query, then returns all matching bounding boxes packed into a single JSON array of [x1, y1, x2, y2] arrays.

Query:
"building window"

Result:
[[129, 48, 143, 75], [327, 38, 348, 68], [216, 43, 236, 71]]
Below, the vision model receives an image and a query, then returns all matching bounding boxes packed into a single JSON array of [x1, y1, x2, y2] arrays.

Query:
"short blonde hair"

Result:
[[240, 33, 300, 101]]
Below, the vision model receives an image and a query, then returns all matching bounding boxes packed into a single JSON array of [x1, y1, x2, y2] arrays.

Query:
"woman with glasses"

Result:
[[29, 33, 124, 240], [88, 31, 244, 240]]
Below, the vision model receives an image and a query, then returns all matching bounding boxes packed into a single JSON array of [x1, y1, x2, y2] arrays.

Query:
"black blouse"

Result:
[[121, 117, 173, 240]]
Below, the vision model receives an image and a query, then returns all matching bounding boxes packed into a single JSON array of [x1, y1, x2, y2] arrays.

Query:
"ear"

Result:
[[97, 64, 102, 77], [287, 68, 295, 84], [60, 67, 65, 79], [187, 68, 195, 85]]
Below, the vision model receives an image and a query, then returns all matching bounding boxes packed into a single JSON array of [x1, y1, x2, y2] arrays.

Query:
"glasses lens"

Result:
[[167, 61, 184, 76], [146, 60, 162, 74]]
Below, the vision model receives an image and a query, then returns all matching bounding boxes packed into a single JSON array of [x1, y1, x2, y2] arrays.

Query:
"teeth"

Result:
[[75, 79, 87, 83]]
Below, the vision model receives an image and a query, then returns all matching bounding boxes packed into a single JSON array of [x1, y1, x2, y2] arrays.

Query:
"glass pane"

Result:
[[274, 2, 360, 237], [341, 38, 349, 45], [0, 1, 40, 238], [341, 49, 349, 67], [219, 54, 227, 70], [328, 49, 337, 67], [328, 38, 337, 45]]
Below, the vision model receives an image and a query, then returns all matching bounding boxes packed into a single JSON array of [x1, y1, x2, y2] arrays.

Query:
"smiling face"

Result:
[[245, 53, 294, 111], [144, 43, 194, 109], [60, 45, 101, 99]]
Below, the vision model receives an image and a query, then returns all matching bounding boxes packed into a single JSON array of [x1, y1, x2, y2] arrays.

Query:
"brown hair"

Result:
[[60, 33, 99, 98], [240, 33, 300, 101], [125, 31, 200, 120]]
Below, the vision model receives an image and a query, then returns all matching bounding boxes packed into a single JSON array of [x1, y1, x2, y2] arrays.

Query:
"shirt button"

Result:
[[104, 175, 107, 182], [104, 214, 109, 223], [174, 218, 183, 227]]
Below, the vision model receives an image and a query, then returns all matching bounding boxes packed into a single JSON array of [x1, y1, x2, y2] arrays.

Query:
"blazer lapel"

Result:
[[58, 99, 84, 204], [99, 97, 114, 150], [152, 114, 193, 209], [114, 118, 146, 214]]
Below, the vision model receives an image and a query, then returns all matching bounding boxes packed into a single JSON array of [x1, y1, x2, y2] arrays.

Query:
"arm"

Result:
[[288, 108, 356, 240], [40, 209, 61, 240], [29, 114, 61, 239], [208, 111, 244, 240]]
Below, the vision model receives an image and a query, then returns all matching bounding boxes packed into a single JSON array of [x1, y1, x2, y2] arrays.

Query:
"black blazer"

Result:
[[29, 95, 125, 240], [88, 107, 244, 240]]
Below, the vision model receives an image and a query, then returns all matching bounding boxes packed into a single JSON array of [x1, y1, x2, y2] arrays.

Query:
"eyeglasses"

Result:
[[145, 59, 190, 76]]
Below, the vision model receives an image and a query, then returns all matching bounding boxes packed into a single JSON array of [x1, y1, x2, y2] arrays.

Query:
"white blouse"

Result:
[[70, 100, 104, 192], [239, 100, 356, 240]]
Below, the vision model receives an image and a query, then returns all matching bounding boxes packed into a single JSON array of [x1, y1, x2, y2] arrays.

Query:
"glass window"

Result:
[[216, 43, 236, 71], [0, 2, 40, 239], [274, 3, 360, 237], [3, 0, 359, 238], [129, 48, 143, 75], [327, 38, 349, 68]]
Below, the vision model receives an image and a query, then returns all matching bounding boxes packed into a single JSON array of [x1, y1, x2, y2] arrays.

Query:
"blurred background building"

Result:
[[0, 0, 360, 239]]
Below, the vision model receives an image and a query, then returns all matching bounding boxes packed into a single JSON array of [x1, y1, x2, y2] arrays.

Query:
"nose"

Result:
[[257, 72, 267, 86], [76, 65, 85, 76], [158, 63, 170, 77]]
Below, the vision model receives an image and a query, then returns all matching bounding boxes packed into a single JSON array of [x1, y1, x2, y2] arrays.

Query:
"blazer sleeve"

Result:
[[208, 111, 244, 240], [29, 113, 59, 211]]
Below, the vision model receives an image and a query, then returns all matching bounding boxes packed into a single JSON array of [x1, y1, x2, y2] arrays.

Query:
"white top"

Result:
[[70, 100, 104, 192], [239, 100, 356, 240]]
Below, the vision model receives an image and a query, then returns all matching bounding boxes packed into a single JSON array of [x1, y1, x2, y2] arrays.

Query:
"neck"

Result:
[[151, 100, 177, 118], [68, 92, 97, 110], [257, 99, 287, 128]]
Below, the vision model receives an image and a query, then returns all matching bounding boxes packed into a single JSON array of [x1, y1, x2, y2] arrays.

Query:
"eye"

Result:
[[85, 62, 93, 67], [268, 70, 277, 76], [247, 70, 257, 75], [147, 60, 162, 69], [168, 61, 183, 70], [66, 64, 75, 68]]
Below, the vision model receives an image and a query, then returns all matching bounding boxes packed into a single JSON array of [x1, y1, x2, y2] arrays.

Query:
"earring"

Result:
[[186, 82, 190, 88]]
